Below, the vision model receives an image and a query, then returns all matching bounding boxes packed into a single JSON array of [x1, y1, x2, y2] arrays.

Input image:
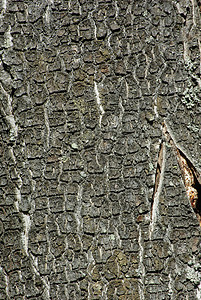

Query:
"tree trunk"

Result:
[[0, 0, 201, 299]]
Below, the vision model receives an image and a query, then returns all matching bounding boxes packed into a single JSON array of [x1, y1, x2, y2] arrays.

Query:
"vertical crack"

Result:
[[94, 81, 105, 128], [150, 139, 166, 238], [163, 121, 201, 226], [151, 141, 165, 215], [138, 226, 145, 300]]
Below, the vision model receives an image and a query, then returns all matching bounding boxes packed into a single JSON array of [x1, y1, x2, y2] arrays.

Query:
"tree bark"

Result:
[[0, 0, 201, 299]]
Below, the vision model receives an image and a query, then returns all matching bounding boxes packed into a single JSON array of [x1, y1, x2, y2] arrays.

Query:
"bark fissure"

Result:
[[163, 122, 201, 225], [151, 141, 165, 219], [150, 140, 166, 238]]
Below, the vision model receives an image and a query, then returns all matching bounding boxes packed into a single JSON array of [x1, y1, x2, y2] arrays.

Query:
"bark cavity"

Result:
[[163, 122, 201, 226]]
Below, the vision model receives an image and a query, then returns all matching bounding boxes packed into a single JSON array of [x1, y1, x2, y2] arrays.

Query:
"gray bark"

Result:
[[0, 0, 201, 299]]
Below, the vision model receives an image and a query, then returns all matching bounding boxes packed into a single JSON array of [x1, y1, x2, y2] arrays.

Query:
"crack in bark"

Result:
[[163, 121, 201, 226], [150, 138, 166, 239], [151, 141, 165, 219]]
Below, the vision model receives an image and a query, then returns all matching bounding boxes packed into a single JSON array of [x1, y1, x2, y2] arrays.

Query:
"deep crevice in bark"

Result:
[[151, 141, 165, 220], [177, 148, 201, 225], [163, 122, 201, 226]]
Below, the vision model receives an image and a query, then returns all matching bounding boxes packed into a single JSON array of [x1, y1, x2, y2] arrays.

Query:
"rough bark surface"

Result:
[[0, 0, 201, 299]]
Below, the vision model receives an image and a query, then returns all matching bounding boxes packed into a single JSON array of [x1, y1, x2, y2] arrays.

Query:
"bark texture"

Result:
[[0, 0, 201, 299]]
